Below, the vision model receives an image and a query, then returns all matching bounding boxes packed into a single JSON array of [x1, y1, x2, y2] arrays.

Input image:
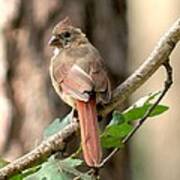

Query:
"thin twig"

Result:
[[98, 59, 173, 168], [70, 146, 82, 158], [0, 18, 179, 178], [99, 18, 180, 117]]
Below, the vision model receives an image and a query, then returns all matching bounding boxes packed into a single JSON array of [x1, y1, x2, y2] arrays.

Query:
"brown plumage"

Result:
[[49, 17, 111, 167]]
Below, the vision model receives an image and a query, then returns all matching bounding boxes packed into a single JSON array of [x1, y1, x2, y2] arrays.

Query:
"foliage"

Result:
[[24, 157, 91, 180], [0, 92, 169, 179], [101, 92, 169, 148], [43, 110, 74, 139]]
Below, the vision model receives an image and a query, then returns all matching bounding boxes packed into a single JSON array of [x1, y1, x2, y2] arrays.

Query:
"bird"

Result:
[[49, 17, 111, 167]]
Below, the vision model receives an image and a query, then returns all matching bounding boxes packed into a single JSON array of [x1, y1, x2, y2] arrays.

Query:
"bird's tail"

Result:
[[76, 97, 102, 167]]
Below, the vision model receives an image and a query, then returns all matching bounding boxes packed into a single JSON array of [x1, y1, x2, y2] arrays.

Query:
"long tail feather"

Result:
[[76, 98, 102, 167]]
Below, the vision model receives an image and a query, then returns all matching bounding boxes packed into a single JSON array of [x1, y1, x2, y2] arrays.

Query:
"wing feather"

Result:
[[60, 65, 93, 102]]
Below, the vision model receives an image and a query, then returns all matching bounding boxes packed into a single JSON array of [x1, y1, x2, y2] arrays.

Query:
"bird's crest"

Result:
[[53, 17, 73, 34]]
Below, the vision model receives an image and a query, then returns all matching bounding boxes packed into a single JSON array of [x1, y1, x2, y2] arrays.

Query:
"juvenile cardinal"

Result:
[[49, 17, 111, 167]]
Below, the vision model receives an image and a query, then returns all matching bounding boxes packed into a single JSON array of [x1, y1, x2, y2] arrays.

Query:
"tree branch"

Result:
[[0, 18, 179, 179], [0, 119, 79, 179], [99, 18, 180, 117], [98, 59, 173, 168]]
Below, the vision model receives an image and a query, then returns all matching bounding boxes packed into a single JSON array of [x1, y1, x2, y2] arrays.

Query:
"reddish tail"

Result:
[[76, 97, 102, 167]]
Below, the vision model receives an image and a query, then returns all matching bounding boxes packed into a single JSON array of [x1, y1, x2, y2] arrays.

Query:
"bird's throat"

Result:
[[53, 47, 61, 56]]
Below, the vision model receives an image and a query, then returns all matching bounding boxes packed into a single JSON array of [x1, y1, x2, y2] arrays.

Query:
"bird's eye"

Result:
[[63, 32, 71, 38]]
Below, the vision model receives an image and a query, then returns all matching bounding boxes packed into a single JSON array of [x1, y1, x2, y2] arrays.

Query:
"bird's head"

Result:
[[49, 17, 86, 49]]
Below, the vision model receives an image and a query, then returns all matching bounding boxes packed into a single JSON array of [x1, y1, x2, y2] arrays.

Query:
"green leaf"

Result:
[[145, 91, 161, 104], [105, 123, 133, 138], [10, 174, 23, 180], [61, 157, 83, 168], [130, 91, 161, 108], [101, 110, 133, 149], [43, 110, 74, 138], [25, 156, 92, 180], [22, 165, 41, 178], [108, 111, 125, 126], [101, 123, 133, 149], [101, 91, 169, 149], [57, 158, 91, 180], [122, 91, 169, 122], [123, 104, 169, 122], [149, 105, 169, 116], [101, 135, 123, 148]]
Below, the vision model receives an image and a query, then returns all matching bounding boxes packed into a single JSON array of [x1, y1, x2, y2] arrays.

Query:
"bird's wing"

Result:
[[53, 63, 93, 102], [89, 58, 111, 103], [52, 48, 111, 103]]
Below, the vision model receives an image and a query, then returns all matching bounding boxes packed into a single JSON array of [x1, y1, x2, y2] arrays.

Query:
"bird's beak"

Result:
[[48, 35, 60, 46]]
